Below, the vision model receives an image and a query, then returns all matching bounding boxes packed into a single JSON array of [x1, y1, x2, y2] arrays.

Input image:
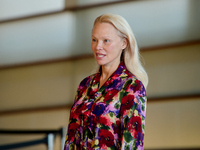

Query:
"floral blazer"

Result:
[[64, 62, 147, 150]]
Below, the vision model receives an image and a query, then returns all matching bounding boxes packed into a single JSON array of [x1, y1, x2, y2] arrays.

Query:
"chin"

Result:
[[95, 60, 105, 66], [96, 62, 104, 66]]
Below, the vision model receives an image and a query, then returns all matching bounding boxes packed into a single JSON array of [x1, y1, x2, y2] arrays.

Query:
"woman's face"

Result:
[[91, 22, 127, 68]]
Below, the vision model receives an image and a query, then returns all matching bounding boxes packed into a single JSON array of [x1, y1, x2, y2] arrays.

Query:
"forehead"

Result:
[[92, 22, 119, 37]]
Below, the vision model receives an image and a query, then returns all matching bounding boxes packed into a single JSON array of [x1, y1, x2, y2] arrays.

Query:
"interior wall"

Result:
[[145, 97, 200, 149], [1, 0, 200, 66], [76, 0, 123, 6], [0, 0, 65, 21], [143, 43, 200, 97], [0, 12, 76, 66]]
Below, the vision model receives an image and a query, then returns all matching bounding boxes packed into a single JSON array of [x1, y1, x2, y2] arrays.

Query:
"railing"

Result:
[[0, 127, 66, 150]]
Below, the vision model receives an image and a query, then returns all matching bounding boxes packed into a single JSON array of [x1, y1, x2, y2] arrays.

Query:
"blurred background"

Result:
[[0, 0, 200, 149]]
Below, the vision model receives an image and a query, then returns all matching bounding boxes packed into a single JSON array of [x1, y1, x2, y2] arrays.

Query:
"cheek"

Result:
[[106, 45, 115, 53], [91, 43, 94, 49], [91, 43, 96, 53]]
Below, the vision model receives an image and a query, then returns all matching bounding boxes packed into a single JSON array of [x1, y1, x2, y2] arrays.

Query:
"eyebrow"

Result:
[[92, 35, 112, 39]]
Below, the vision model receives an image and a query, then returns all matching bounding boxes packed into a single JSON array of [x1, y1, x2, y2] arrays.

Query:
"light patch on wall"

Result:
[[0, 12, 76, 66], [0, 0, 65, 21]]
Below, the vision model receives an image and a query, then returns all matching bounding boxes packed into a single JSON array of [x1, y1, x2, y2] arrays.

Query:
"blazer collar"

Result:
[[89, 62, 128, 100]]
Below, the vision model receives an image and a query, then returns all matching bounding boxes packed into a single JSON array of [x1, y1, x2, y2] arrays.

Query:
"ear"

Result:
[[122, 38, 128, 50]]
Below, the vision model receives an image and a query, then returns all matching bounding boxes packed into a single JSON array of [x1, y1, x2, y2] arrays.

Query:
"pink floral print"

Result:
[[64, 62, 147, 150]]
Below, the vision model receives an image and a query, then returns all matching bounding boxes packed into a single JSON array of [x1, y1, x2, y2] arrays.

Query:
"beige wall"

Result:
[[145, 98, 200, 149], [0, 43, 200, 149]]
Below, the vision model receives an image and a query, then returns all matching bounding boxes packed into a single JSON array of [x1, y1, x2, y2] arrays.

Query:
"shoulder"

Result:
[[123, 70, 146, 93], [78, 73, 96, 89]]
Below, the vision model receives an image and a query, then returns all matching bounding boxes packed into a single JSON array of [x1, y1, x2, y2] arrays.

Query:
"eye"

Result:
[[104, 39, 109, 42], [92, 38, 97, 42]]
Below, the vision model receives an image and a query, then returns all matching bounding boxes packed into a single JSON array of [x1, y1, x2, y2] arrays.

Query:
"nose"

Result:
[[96, 41, 103, 50]]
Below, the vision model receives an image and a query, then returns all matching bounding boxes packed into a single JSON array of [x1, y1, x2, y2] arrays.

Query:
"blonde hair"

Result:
[[93, 13, 148, 88]]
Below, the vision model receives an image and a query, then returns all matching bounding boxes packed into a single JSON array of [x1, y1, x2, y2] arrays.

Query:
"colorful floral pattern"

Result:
[[64, 62, 147, 150]]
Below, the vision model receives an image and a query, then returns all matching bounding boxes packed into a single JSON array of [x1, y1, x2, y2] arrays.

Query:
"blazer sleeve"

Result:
[[73, 75, 93, 103], [120, 78, 147, 150]]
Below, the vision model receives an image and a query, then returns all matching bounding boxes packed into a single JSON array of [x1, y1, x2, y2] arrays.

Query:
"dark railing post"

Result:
[[0, 127, 67, 150]]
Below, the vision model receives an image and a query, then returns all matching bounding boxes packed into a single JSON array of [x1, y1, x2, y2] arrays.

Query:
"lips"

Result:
[[96, 53, 106, 59]]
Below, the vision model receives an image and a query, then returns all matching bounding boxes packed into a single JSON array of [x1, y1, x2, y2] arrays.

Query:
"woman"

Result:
[[64, 13, 148, 150]]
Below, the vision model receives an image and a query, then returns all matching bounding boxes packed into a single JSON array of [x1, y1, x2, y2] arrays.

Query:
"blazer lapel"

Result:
[[90, 62, 128, 103]]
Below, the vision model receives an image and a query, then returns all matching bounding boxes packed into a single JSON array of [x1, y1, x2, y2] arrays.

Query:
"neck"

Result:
[[101, 62, 120, 81]]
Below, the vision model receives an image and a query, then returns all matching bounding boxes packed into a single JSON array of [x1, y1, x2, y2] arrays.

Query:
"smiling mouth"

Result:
[[96, 53, 105, 58]]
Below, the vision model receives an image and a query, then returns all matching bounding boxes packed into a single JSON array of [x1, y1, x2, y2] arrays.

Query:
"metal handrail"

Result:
[[0, 127, 66, 150]]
